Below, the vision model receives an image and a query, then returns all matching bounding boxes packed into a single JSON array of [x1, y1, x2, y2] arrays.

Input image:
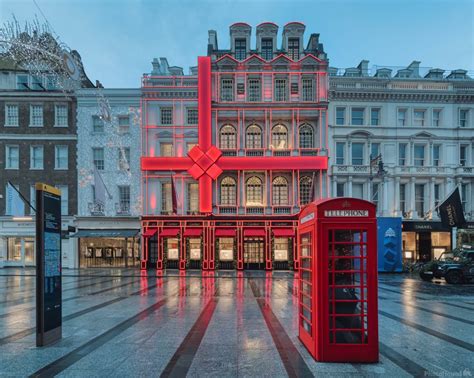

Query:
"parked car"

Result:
[[419, 247, 474, 284]]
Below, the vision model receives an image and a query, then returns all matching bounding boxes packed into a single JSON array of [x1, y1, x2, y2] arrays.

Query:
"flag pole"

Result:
[[7, 181, 36, 212]]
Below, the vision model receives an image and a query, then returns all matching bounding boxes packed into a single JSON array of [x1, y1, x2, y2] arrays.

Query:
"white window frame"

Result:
[[335, 107, 346, 126], [92, 147, 104, 171], [55, 145, 69, 170], [30, 145, 44, 170], [16, 74, 29, 90], [432, 109, 442, 127], [413, 109, 426, 127], [5, 104, 19, 127], [398, 143, 407, 166], [460, 144, 469, 167], [5, 145, 19, 169], [351, 107, 365, 126], [351, 142, 365, 165], [56, 185, 69, 215], [92, 115, 104, 133], [397, 108, 407, 126], [118, 115, 130, 133], [414, 144, 426, 166], [459, 109, 469, 128], [54, 104, 68, 127], [370, 108, 381, 126], [29, 104, 44, 127], [432, 145, 441, 167]]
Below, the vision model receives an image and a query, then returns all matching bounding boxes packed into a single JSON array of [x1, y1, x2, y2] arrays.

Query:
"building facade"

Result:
[[0, 55, 93, 268], [141, 22, 329, 270], [328, 60, 474, 262], [75, 88, 141, 268]]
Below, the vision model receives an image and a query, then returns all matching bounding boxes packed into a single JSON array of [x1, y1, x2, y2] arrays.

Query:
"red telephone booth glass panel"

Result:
[[299, 232, 313, 336], [328, 228, 368, 345]]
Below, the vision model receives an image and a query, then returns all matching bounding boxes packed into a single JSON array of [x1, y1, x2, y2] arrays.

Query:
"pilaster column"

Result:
[[382, 177, 389, 216], [394, 177, 401, 217], [429, 177, 435, 219], [410, 177, 416, 218], [348, 176, 353, 197], [332, 176, 338, 198]]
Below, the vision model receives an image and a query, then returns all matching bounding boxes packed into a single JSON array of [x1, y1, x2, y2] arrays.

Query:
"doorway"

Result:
[[244, 237, 264, 270], [417, 232, 432, 262]]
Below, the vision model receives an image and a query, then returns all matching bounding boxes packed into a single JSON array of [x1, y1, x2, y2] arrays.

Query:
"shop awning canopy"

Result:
[[142, 229, 157, 237], [272, 228, 295, 237], [159, 228, 180, 237], [183, 228, 202, 237], [244, 229, 266, 237], [215, 228, 236, 237], [71, 229, 139, 238]]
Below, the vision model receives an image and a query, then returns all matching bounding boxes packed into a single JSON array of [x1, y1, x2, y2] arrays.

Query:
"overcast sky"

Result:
[[1, 0, 473, 88]]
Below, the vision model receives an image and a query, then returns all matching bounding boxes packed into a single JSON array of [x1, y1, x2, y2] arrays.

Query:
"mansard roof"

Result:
[[215, 54, 239, 66], [242, 54, 266, 65]]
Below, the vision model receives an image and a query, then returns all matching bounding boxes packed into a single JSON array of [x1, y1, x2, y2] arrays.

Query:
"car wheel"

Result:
[[419, 272, 433, 281], [445, 270, 464, 285]]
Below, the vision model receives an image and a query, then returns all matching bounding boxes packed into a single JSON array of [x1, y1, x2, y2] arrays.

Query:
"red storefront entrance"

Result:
[[141, 216, 298, 271]]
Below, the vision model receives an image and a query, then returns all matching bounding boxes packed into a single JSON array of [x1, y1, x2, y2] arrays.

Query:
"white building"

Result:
[[328, 60, 474, 262], [75, 88, 141, 268]]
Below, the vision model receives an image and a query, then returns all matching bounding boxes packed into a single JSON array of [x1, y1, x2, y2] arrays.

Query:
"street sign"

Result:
[[36, 183, 62, 347]]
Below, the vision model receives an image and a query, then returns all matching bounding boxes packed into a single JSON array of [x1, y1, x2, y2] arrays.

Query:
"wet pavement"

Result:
[[0, 268, 473, 377]]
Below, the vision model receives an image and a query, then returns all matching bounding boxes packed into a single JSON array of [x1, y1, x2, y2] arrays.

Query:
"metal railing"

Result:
[[88, 202, 105, 216]]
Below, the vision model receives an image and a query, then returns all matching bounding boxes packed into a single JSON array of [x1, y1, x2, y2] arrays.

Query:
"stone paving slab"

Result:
[[0, 269, 473, 377]]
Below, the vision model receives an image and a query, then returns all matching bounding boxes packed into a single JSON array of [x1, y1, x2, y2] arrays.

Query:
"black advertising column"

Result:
[[36, 183, 62, 347]]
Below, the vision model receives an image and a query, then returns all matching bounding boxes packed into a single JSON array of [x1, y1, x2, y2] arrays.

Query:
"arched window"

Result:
[[246, 176, 263, 206], [272, 124, 288, 149], [246, 124, 262, 149], [220, 177, 236, 205], [272, 176, 289, 205], [299, 124, 314, 149], [219, 124, 236, 149], [299, 176, 313, 205]]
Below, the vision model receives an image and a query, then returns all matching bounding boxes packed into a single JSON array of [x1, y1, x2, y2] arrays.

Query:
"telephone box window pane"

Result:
[[274, 237, 289, 261]]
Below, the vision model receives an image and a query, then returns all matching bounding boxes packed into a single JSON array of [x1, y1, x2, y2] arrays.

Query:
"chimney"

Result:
[[306, 33, 319, 52], [407, 61, 421, 77], [357, 60, 369, 76], [159, 58, 169, 75], [208, 30, 218, 50], [151, 58, 160, 75]]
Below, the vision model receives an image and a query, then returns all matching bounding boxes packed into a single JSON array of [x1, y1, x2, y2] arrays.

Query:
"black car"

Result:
[[419, 248, 474, 284]]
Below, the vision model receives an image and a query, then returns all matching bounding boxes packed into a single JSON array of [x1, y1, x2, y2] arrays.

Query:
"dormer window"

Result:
[[235, 38, 246, 60], [287, 38, 300, 60], [261, 38, 273, 60]]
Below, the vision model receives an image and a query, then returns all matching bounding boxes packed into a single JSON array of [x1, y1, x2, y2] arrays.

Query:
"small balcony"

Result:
[[218, 206, 237, 214], [246, 149, 264, 157], [246, 206, 264, 215], [221, 149, 237, 157], [88, 202, 105, 216], [273, 206, 292, 214], [115, 202, 131, 216], [272, 149, 291, 157]]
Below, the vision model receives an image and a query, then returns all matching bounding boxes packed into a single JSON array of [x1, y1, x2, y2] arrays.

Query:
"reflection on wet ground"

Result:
[[0, 268, 473, 377]]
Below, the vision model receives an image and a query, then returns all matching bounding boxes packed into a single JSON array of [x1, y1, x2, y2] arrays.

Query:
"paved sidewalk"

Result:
[[0, 269, 473, 377]]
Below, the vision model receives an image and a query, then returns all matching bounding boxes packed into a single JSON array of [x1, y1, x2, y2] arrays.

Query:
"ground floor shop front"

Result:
[[0, 216, 75, 268], [74, 217, 140, 268], [141, 216, 297, 271], [402, 221, 452, 263]]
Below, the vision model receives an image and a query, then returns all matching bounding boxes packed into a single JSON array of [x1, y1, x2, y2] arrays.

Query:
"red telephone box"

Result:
[[298, 198, 379, 363]]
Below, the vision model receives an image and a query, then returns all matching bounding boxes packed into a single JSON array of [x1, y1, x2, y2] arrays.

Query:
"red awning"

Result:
[[244, 229, 266, 237], [215, 228, 236, 237], [159, 228, 180, 237], [272, 228, 295, 237], [183, 228, 202, 237], [142, 229, 157, 237]]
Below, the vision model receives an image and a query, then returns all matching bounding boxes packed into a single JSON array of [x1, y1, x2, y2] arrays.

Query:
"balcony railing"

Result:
[[218, 206, 237, 214], [273, 149, 291, 157], [274, 206, 292, 214], [221, 149, 237, 157], [246, 149, 264, 157], [88, 202, 105, 216], [246, 207, 264, 215], [115, 203, 131, 215]]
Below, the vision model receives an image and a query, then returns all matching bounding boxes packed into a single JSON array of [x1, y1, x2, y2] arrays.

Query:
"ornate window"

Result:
[[246, 176, 263, 206], [220, 177, 237, 205], [246, 124, 262, 149], [219, 124, 237, 149], [299, 176, 313, 205], [272, 176, 289, 205], [299, 124, 313, 149], [272, 124, 288, 149]]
